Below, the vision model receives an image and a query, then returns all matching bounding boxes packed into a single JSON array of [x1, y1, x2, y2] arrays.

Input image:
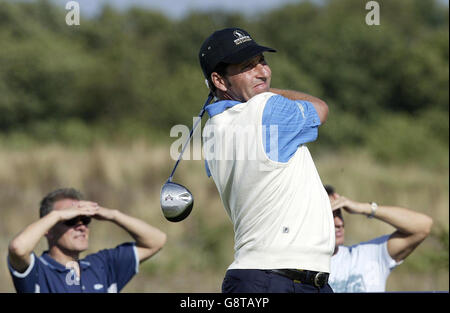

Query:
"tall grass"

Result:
[[0, 142, 447, 292]]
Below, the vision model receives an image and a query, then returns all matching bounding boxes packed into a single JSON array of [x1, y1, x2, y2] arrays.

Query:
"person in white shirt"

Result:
[[325, 185, 433, 292], [198, 27, 335, 293]]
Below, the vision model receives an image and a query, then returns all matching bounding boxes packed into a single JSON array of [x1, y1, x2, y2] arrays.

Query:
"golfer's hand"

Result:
[[57, 201, 100, 221], [330, 194, 366, 215]]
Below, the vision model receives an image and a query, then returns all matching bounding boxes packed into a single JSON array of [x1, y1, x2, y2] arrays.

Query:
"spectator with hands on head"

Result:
[[7, 187, 166, 293], [325, 185, 433, 292]]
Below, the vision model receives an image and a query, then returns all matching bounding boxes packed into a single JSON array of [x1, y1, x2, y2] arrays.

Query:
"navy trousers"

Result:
[[222, 269, 334, 293]]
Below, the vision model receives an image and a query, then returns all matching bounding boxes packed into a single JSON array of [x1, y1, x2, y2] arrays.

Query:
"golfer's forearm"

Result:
[[373, 205, 433, 236], [9, 211, 60, 258], [112, 210, 167, 250], [269, 88, 328, 123], [270, 88, 319, 102]]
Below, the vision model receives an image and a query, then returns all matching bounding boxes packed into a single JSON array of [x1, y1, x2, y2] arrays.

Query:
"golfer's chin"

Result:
[[245, 83, 270, 101], [253, 82, 270, 94]]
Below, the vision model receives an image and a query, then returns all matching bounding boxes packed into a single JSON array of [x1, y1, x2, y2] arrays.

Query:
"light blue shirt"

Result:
[[329, 235, 402, 292]]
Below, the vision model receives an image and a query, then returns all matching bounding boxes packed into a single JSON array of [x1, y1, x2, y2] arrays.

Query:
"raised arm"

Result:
[[8, 202, 99, 272], [330, 194, 433, 262], [94, 207, 167, 263], [269, 88, 329, 124]]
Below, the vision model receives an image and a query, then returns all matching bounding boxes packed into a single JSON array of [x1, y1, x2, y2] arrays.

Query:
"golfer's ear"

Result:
[[211, 72, 227, 92]]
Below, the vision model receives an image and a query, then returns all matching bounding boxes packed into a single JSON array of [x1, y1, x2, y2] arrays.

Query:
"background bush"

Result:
[[0, 0, 447, 167]]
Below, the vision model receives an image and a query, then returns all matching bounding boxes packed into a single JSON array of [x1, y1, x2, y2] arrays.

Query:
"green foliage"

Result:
[[313, 106, 449, 171], [432, 225, 449, 269], [401, 225, 449, 273], [364, 111, 449, 169], [0, 0, 448, 167]]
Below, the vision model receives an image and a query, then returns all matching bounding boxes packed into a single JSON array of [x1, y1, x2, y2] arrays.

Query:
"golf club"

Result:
[[160, 93, 214, 222]]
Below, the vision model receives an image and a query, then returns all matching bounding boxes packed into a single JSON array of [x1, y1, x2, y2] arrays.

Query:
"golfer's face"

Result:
[[48, 199, 90, 252], [225, 54, 271, 101]]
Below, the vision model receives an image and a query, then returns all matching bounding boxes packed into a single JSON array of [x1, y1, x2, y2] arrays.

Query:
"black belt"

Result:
[[269, 269, 329, 288]]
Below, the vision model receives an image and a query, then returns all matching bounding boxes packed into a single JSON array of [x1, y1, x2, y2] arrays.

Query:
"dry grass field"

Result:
[[0, 141, 448, 292]]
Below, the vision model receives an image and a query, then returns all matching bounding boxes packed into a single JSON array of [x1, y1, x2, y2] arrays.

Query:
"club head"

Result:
[[160, 182, 194, 222]]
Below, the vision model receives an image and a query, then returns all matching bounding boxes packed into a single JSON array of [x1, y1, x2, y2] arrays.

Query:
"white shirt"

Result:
[[329, 235, 402, 292]]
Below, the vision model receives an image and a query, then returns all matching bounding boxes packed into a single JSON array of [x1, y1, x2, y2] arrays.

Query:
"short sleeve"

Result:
[[378, 235, 403, 270], [331, 235, 402, 292], [354, 235, 402, 289], [94, 242, 139, 292], [262, 95, 321, 162], [7, 253, 40, 293]]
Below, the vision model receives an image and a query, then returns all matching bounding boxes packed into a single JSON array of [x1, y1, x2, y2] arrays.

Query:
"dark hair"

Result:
[[324, 184, 335, 196], [207, 62, 229, 94], [39, 188, 83, 218]]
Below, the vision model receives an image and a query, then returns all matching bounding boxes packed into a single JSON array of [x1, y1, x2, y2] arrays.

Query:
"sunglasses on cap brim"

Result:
[[63, 216, 91, 227]]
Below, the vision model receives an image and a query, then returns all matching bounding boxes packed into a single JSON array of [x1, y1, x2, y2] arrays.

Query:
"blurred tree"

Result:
[[0, 0, 447, 167]]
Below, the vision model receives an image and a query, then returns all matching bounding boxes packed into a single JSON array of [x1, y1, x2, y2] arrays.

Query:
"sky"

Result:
[[56, 0, 307, 19], [15, 0, 448, 20]]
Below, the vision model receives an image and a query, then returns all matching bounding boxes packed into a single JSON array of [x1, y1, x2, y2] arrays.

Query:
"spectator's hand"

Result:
[[91, 206, 118, 222], [330, 194, 367, 215], [57, 201, 99, 221]]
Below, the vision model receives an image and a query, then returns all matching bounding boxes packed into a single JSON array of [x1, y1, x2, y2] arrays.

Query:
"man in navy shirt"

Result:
[[7, 188, 167, 293]]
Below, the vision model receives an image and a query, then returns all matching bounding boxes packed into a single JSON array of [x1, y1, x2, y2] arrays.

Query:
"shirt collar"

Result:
[[40, 251, 91, 272], [205, 100, 241, 118]]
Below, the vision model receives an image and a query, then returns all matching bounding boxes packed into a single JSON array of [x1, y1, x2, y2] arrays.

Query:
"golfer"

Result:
[[7, 188, 167, 293], [199, 28, 334, 293]]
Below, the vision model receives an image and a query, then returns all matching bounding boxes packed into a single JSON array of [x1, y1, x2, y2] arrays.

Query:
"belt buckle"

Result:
[[313, 272, 327, 288]]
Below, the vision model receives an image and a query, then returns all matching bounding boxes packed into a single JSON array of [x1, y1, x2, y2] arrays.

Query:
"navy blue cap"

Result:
[[199, 28, 276, 79]]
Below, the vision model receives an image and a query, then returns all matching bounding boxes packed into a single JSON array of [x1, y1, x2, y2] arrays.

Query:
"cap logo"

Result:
[[233, 30, 252, 45]]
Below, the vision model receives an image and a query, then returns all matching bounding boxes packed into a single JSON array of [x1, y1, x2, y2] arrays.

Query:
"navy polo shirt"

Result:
[[7, 242, 139, 293]]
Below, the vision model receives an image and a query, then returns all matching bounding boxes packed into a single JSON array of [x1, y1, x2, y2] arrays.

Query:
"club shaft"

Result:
[[168, 94, 213, 182]]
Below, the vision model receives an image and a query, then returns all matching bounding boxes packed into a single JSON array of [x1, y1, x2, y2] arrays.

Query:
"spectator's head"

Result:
[[40, 188, 83, 218], [324, 185, 345, 247], [40, 188, 90, 254]]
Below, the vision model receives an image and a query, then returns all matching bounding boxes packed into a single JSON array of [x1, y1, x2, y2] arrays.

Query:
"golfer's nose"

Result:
[[255, 63, 269, 78]]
